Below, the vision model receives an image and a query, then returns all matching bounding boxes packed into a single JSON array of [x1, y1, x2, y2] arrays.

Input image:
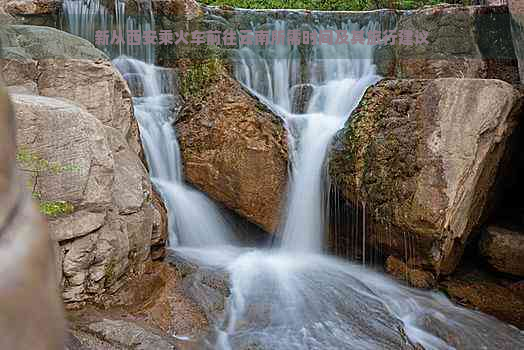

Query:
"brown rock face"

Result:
[[479, 226, 524, 276], [3, 0, 61, 15], [441, 267, 524, 329], [329, 78, 522, 275], [176, 69, 288, 234], [386, 256, 436, 289], [151, 0, 201, 16]]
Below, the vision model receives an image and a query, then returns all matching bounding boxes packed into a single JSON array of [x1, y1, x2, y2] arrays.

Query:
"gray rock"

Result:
[[86, 319, 176, 350], [3, 24, 168, 304], [12, 93, 160, 303], [0, 86, 66, 350]]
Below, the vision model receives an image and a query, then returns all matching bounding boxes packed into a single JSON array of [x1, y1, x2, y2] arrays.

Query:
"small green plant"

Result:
[[180, 58, 224, 99], [16, 148, 79, 217], [39, 201, 75, 217]]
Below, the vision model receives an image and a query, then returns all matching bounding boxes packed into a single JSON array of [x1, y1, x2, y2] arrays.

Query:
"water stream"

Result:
[[62, 2, 524, 349]]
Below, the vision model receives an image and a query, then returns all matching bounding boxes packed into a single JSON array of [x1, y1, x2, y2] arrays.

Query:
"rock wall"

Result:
[[1, 25, 168, 304], [329, 78, 522, 275], [388, 4, 520, 84]]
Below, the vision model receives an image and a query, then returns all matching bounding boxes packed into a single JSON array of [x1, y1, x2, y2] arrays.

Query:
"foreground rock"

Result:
[[0, 86, 66, 349], [479, 225, 524, 277], [71, 319, 176, 350], [176, 63, 288, 234], [329, 78, 522, 275], [3, 25, 167, 304], [67, 260, 208, 349], [13, 94, 155, 303]]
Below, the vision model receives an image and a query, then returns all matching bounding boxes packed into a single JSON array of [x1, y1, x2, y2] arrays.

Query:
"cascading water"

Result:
[[233, 19, 381, 252], [112, 57, 233, 247], [61, 3, 524, 349], [209, 17, 524, 350], [63, 0, 155, 63], [64, 0, 234, 247]]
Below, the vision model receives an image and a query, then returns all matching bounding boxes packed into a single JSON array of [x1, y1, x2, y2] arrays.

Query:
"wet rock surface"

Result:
[[329, 78, 523, 275], [440, 263, 524, 330], [166, 250, 417, 350]]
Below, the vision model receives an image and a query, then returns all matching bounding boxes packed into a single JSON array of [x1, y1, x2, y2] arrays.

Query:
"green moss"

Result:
[[104, 260, 116, 284], [200, 0, 459, 11], [16, 148, 79, 217], [180, 58, 224, 100], [39, 201, 74, 217]]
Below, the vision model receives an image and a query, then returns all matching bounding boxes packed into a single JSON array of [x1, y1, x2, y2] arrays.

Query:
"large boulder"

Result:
[[0, 25, 142, 153], [329, 78, 522, 275], [2, 25, 167, 303], [12, 94, 156, 303], [479, 225, 524, 276], [176, 66, 288, 234]]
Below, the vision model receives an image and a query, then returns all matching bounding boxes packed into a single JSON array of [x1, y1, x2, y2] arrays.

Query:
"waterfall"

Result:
[[233, 20, 381, 252], [64, 0, 233, 246], [60, 4, 524, 349], [63, 0, 155, 63], [112, 57, 233, 247]]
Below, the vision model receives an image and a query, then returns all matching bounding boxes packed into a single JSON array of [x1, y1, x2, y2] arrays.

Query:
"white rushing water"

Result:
[[234, 20, 381, 252], [62, 3, 524, 349], [63, 0, 155, 63], [64, 0, 234, 247], [112, 57, 234, 247]]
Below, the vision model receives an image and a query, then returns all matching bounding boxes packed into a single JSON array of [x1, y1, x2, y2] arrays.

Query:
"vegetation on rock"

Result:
[[199, 0, 466, 11], [179, 58, 225, 100], [16, 147, 78, 217]]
